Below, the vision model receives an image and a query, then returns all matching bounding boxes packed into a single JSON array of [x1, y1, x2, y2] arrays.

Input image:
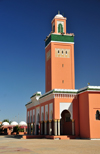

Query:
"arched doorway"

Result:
[[60, 110, 72, 135]]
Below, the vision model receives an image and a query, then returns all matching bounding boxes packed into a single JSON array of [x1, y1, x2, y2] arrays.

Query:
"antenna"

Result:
[[63, 13, 64, 17]]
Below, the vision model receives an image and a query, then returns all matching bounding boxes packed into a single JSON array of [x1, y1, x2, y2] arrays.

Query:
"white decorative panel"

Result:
[[49, 103, 53, 120], [30, 110, 32, 123], [60, 103, 73, 119], [33, 109, 35, 122], [46, 50, 51, 61], [45, 104, 48, 121], [36, 107, 40, 123], [41, 106, 44, 121]]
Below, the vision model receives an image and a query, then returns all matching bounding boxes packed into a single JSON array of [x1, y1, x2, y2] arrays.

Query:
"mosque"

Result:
[[25, 13, 100, 139]]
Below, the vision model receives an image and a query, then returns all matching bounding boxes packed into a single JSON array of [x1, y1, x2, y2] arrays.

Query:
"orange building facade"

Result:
[[25, 14, 100, 139]]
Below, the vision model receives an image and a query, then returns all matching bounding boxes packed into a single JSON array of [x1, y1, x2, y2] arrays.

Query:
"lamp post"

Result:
[[0, 110, 1, 122], [18, 113, 19, 124]]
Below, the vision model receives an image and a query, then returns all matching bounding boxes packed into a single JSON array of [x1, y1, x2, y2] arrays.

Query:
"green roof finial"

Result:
[[87, 83, 90, 86], [58, 11, 60, 14]]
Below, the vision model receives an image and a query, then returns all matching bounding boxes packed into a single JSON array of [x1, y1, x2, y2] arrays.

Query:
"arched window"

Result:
[[58, 23, 63, 33], [53, 25, 55, 32], [96, 110, 100, 120]]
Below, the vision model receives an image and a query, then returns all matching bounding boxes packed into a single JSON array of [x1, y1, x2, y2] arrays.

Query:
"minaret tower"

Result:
[[45, 13, 75, 92]]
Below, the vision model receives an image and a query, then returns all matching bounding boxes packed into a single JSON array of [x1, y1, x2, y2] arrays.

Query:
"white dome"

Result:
[[11, 121, 18, 126], [55, 14, 63, 18], [19, 121, 27, 126], [2, 122, 9, 126]]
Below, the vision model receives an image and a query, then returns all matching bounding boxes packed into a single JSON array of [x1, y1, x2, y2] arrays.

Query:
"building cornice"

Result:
[[45, 33, 74, 48], [77, 86, 100, 94], [25, 86, 100, 108]]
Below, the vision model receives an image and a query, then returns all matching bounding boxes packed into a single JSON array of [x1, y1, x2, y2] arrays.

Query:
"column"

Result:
[[32, 123, 34, 135], [54, 120, 57, 136], [44, 121, 47, 135], [38, 122, 40, 135], [29, 123, 31, 135], [34, 123, 36, 135], [58, 119, 60, 136], [41, 121, 43, 135], [49, 120, 52, 135], [24, 127, 26, 133], [27, 123, 29, 135], [72, 119, 75, 135]]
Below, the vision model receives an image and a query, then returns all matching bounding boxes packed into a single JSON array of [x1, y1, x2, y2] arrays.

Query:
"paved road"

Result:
[[0, 135, 100, 154]]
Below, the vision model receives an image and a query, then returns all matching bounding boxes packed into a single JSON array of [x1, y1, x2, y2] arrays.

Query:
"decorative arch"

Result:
[[58, 23, 63, 33], [60, 109, 72, 135], [60, 103, 73, 119], [61, 110, 71, 122]]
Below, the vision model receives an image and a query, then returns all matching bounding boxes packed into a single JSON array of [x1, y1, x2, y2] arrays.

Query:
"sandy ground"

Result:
[[0, 135, 100, 154]]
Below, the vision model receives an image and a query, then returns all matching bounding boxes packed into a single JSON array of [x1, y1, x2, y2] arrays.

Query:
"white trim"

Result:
[[90, 139, 100, 140], [54, 89, 78, 93], [45, 41, 74, 49], [78, 86, 100, 95], [88, 86, 100, 89], [51, 41, 74, 44], [51, 16, 67, 23], [78, 90, 100, 95]]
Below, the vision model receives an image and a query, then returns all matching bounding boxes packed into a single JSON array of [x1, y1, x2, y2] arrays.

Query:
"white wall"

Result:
[[60, 103, 73, 119]]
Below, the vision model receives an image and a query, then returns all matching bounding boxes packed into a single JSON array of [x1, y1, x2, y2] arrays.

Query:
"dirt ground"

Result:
[[0, 135, 100, 154]]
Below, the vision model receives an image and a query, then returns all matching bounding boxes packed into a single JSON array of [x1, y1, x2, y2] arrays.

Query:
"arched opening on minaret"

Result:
[[58, 23, 63, 33]]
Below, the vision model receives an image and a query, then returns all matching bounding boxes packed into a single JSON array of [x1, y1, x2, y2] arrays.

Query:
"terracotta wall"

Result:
[[79, 92, 90, 138], [89, 92, 100, 138], [51, 42, 75, 90], [45, 43, 51, 92], [72, 97, 80, 137]]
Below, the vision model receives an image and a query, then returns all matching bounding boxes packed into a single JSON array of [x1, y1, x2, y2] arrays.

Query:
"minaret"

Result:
[[45, 13, 75, 92]]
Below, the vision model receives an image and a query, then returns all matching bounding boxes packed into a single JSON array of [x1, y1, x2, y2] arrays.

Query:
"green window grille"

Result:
[[58, 23, 63, 33]]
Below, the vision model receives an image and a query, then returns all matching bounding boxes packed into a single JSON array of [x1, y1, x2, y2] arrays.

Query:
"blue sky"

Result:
[[0, 0, 100, 122]]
